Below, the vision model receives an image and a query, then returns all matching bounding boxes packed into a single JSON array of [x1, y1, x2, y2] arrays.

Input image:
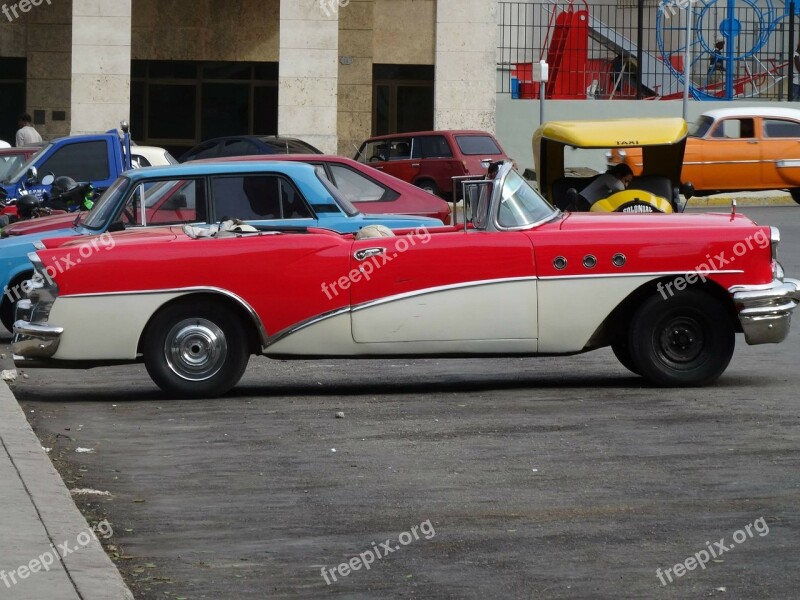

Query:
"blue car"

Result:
[[0, 161, 443, 330]]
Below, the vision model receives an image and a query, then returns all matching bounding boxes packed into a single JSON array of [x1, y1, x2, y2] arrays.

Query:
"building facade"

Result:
[[0, 0, 497, 156]]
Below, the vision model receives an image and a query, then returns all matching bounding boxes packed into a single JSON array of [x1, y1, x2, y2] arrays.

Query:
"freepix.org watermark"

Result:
[[1, 520, 114, 589], [2, 0, 51, 22], [320, 519, 436, 585], [321, 225, 432, 300], [657, 229, 770, 300], [319, 0, 349, 17], [3, 232, 116, 304], [656, 517, 769, 586]]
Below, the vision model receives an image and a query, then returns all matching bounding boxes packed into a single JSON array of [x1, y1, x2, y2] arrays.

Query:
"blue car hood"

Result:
[[0, 227, 77, 257]]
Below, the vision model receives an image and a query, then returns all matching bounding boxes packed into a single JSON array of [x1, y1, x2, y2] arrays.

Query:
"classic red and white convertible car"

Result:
[[12, 162, 800, 397]]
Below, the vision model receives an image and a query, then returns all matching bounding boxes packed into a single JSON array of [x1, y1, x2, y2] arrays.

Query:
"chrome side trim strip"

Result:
[[63, 286, 269, 347], [264, 277, 540, 348], [538, 269, 743, 281], [350, 276, 539, 312], [265, 306, 351, 348]]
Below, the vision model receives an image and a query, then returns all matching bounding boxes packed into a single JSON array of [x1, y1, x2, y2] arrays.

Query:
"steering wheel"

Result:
[[369, 155, 385, 162]]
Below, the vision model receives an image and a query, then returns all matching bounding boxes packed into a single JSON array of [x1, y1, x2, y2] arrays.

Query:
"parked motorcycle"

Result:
[[0, 173, 95, 226]]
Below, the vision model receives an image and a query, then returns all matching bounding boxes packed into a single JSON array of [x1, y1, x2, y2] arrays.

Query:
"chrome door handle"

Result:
[[747, 140, 758, 144], [354, 247, 386, 261], [412, 163, 420, 167]]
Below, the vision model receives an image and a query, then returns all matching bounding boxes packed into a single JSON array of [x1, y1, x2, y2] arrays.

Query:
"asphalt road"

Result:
[[5, 206, 800, 600]]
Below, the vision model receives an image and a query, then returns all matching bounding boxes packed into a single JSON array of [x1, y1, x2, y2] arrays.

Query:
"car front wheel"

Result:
[[143, 301, 250, 398], [627, 290, 735, 387]]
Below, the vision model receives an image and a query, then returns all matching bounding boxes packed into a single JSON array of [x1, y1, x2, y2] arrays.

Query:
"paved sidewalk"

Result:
[[688, 189, 797, 208], [0, 381, 133, 600]]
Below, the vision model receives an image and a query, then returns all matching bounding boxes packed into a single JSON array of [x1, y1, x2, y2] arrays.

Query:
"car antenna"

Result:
[[730, 197, 736, 220]]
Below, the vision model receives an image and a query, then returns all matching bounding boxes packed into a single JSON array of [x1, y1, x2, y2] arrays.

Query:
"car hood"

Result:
[[3, 213, 77, 237], [53, 226, 180, 249], [0, 227, 76, 253]]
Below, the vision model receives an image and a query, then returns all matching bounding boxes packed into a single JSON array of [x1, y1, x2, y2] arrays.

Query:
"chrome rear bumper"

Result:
[[730, 277, 800, 345]]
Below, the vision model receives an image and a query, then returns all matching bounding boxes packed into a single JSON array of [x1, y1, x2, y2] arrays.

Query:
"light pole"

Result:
[[682, 3, 692, 120]]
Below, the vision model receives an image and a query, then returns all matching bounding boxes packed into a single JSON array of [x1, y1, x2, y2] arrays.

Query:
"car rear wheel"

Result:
[[627, 290, 735, 387], [611, 340, 640, 375], [416, 179, 440, 197], [143, 301, 249, 398], [790, 189, 800, 205]]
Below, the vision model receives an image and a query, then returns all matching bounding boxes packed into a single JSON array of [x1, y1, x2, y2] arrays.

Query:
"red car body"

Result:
[[12, 163, 800, 398]]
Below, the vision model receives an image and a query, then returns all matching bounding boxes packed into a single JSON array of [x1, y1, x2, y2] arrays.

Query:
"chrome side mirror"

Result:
[[25, 166, 38, 185]]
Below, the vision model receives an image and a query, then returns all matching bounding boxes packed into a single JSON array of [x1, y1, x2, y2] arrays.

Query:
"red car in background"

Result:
[[198, 154, 451, 224], [354, 130, 511, 199]]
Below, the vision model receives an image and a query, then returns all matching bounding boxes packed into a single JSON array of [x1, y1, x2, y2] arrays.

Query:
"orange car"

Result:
[[611, 107, 800, 203]]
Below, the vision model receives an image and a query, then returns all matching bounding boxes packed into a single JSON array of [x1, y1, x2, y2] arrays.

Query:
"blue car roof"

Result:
[[124, 161, 319, 181]]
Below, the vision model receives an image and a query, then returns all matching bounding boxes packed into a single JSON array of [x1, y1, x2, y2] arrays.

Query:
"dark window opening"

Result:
[[131, 60, 278, 157], [372, 64, 434, 136]]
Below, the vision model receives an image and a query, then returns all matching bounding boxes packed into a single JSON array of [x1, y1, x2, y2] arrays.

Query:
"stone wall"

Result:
[[131, 0, 280, 62], [0, 0, 72, 139]]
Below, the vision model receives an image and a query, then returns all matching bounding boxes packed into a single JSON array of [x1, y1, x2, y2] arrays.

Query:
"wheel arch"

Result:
[[587, 276, 738, 348], [137, 291, 265, 356], [1, 268, 35, 330]]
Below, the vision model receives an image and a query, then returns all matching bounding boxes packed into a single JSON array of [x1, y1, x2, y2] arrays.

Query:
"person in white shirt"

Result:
[[15, 113, 42, 147]]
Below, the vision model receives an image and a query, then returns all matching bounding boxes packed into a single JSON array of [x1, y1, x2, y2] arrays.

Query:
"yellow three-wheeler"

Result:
[[533, 117, 694, 213]]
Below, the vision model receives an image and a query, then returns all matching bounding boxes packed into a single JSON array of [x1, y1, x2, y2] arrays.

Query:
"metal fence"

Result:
[[498, 1, 798, 101]]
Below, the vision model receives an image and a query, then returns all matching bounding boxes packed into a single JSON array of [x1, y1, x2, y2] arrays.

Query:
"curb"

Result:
[[688, 194, 797, 208], [0, 381, 133, 600]]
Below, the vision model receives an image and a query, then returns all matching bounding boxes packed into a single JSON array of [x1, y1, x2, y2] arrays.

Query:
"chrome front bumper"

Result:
[[730, 277, 800, 345], [12, 299, 63, 359]]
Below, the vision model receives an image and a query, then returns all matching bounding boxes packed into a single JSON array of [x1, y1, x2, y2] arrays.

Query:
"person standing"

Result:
[[793, 41, 800, 100], [15, 113, 42, 147], [708, 36, 725, 87]]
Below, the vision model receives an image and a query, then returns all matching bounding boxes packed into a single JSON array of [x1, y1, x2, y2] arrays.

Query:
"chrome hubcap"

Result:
[[165, 318, 227, 381]]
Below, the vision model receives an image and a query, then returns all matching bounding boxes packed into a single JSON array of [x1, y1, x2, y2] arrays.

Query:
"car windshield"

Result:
[[689, 115, 714, 138], [81, 176, 130, 230], [0, 154, 28, 182], [496, 169, 557, 228], [6, 145, 48, 184], [314, 167, 359, 216], [455, 135, 503, 155]]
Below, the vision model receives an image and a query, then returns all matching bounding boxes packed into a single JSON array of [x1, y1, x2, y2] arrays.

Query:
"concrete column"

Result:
[[337, 0, 373, 156], [279, 0, 339, 154], [71, 0, 132, 134], [434, 0, 496, 132]]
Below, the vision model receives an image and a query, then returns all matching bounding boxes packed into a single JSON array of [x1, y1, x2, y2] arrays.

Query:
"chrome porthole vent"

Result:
[[612, 253, 626, 268], [583, 255, 597, 269], [553, 256, 567, 270]]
